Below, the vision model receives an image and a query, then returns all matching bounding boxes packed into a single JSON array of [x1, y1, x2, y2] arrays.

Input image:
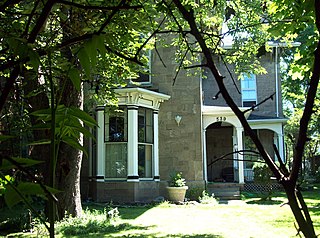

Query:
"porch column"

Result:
[[232, 130, 239, 182], [127, 106, 139, 181], [202, 128, 208, 181], [236, 127, 245, 183], [95, 106, 105, 181], [153, 111, 160, 181], [277, 133, 285, 163]]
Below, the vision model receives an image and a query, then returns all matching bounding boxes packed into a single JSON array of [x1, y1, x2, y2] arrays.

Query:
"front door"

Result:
[[206, 122, 234, 182]]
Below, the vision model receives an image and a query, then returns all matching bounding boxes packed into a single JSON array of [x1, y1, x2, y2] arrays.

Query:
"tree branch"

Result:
[[243, 93, 276, 113], [0, 0, 23, 12], [0, 66, 20, 113], [207, 149, 263, 167], [291, 39, 320, 183], [28, 0, 56, 43], [57, 0, 142, 11]]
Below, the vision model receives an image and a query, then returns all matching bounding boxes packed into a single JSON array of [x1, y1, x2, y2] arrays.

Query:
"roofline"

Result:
[[222, 41, 301, 49], [248, 118, 288, 124], [114, 87, 171, 101]]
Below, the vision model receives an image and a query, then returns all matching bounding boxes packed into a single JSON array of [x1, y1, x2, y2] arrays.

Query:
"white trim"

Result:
[[115, 87, 170, 110], [153, 112, 160, 180], [127, 108, 139, 179], [202, 105, 251, 129], [96, 108, 105, 179]]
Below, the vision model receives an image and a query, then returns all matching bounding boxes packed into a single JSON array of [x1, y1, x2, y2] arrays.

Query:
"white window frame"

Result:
[[241, 73, 257, 107]]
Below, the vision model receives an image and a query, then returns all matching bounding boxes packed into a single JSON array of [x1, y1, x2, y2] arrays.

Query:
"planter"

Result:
[[166, 186, 188, 202]]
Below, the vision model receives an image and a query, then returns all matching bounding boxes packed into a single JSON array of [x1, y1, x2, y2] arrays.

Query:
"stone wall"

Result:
[[202, 52, 283, 118], [151, 37, 204, 183]]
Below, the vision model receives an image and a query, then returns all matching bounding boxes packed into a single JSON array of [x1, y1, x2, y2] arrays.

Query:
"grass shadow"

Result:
[[57, 222, 155, 237], [245, 198, 283, 205], [83, 203, 153, 220]]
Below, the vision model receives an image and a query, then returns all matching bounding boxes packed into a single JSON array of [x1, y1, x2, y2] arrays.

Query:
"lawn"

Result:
[[2, 189, 320, 237]]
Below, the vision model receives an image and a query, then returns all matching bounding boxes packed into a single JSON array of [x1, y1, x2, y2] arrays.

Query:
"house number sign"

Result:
[[216, 116, 226, 122]]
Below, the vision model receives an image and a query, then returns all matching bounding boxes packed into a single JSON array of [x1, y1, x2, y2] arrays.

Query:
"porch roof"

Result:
[[202, 105, 251, 119]]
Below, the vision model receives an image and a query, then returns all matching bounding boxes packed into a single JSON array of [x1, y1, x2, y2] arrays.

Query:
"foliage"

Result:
[[168, 172, 186, 187], [199, 191, 218, 205], [186, 187, 204, 201], [253, 163, 273, 184]]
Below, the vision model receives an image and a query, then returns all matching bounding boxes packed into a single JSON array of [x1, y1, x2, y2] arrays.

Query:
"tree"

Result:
[[0, 1, 157, 235]]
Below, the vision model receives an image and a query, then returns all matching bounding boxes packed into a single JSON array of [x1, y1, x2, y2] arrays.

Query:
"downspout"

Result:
[[200, 65, 208, 182], [275, 45, 279, 117]]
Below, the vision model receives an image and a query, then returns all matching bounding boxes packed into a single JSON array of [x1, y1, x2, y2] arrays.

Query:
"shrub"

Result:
[[186, 187, 203, 201], [169, 172, 186, 187], [199, 191, 218, 205]]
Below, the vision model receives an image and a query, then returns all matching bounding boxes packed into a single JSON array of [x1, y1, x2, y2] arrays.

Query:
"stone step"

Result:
[[207, 183, 241, 200]]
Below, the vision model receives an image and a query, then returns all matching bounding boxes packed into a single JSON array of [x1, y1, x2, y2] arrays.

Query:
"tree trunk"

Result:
[[22, 68, 50, 179], [56, 66, 83, 219], [54, 5, 85, 219]]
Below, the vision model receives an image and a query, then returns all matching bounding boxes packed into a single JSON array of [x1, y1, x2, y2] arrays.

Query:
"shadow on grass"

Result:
[[83, 203, 153, 220], [58, 222, 155, 237], [245, 199, 283, 205]]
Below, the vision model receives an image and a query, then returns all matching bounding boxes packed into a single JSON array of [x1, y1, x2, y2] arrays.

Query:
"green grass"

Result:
[[2, 189, 320, 237]]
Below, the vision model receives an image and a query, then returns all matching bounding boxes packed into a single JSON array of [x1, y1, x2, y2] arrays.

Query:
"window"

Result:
[[241, 73, 257, 107], [105, 107, 128, 178], [133, 50, 152, 84], [138, 108, 153, 178]]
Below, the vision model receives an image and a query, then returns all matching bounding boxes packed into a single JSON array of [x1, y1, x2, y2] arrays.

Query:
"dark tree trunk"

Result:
[[55, 6, 84, 218], [56, 78, 83, 218], [22, 68, 50, 180]]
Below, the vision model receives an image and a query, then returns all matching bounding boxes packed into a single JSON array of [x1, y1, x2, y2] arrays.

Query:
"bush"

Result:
[[253, 163, 272, 183], [199, 191, 218, 205], [186, 187, 203, 201]]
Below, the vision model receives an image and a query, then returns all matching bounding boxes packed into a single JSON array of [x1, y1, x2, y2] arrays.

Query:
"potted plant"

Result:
[[166, 172, 188, 202]]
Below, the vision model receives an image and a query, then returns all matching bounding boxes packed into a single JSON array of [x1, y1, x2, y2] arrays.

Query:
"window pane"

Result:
[[138, 108, 153, 143], [138, 144, 152, 178], [105, 107, 127, 142], [146, 109, 153, 143], [105, 143, 127, 178], [241, 73, 257, 103], [138, 109, 146, 142], [242, 90, 256, 100]]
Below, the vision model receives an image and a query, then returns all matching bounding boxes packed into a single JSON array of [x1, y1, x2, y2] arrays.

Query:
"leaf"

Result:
[[93, 34, 106, 59], [4, 182, 61, 208], [28, 140, 51, 146], [78, 47, 91, 77], [28, 47, 40, 70], [85, 39, 97, 67], [0, 135, 15, 141], [68, 107, 97, 127], [4, 186, 24, 208], [68, 67, 81, 91], [62, 136, 88, 157], [30, 108, 52, 117], [0, 157, 43, 170]]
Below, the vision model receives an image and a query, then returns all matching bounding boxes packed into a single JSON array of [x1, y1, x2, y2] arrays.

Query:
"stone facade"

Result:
[[151, 43, 203, 184]]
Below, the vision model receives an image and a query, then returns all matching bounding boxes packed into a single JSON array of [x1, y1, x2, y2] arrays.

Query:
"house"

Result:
[[81, 40, 288, 203]]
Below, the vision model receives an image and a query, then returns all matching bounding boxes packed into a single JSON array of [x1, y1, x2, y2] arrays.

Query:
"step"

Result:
[[207, 183, 241, 200]]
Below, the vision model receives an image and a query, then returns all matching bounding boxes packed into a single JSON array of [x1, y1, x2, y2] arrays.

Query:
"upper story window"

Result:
[[241, 73, 257, 107], [133, 50, 152, 84]]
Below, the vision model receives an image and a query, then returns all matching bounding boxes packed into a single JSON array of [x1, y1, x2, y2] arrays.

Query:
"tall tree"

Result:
[[0, 0, 156, 223]]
